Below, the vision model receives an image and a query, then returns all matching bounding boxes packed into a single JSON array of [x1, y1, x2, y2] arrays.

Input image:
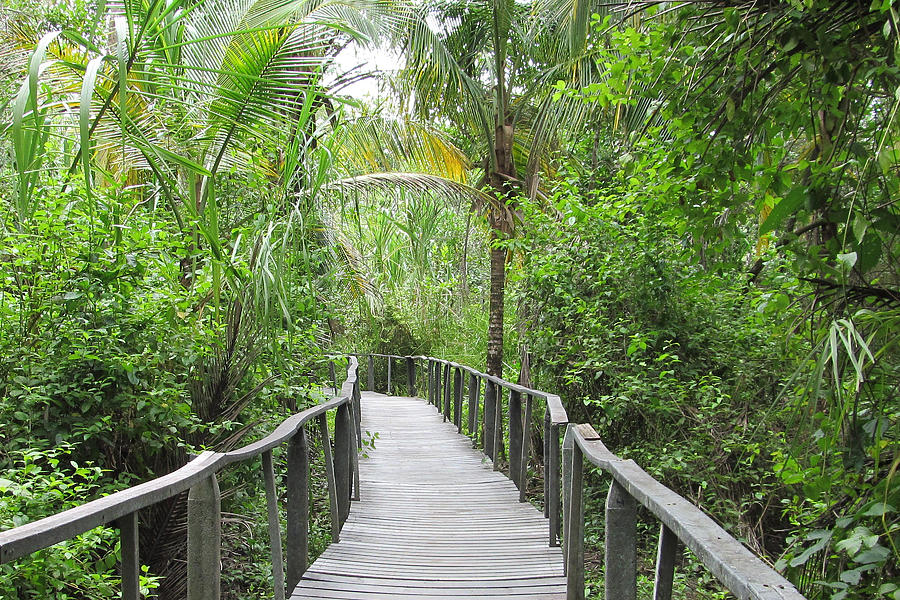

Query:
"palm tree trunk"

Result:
[[486, 122, 516, 378]]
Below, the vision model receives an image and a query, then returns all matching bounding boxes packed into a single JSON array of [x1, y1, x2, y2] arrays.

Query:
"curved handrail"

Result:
[[0, 449, 224, 563], [0, 356, 360, 600], [563, 422, 805, 600]]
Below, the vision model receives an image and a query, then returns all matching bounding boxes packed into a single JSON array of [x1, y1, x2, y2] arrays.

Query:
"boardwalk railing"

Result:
[[0, 356, 361, 600], [358, 353, 805, 600]]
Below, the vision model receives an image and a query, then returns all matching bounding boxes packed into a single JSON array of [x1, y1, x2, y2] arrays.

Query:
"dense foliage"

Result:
[[0, 0, 897, 599]]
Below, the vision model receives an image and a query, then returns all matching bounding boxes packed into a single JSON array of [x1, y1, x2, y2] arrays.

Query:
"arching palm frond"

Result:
[[334, 114, 472, 181], [326, 171, 489, 204], [389, 5, 495, 156]]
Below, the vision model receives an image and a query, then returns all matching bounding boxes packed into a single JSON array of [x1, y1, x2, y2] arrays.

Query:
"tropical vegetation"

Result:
[[0, 0, 897, 599]]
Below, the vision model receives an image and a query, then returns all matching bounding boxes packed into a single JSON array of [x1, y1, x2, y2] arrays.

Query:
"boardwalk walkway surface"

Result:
[[291, 391, 566, 599]]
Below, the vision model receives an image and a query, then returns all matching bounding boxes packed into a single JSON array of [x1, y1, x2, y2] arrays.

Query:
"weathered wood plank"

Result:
[[291, 392, 564, 600]]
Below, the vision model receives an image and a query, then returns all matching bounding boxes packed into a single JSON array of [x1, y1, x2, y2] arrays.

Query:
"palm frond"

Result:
[[325, 171, 490, 205], [335, 114, 471, 180]]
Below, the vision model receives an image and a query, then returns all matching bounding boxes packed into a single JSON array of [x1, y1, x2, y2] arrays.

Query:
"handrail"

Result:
[[562, 425, 806, 600], [356, 353, 806, 600], [0, 356, 361, 600]]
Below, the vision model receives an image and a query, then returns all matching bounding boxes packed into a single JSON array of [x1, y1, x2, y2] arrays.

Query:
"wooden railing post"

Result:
[[286, 428, 309, 590], [653, 524, 678, 600], [334, 403, 353, 524], [407, 357, 416, 397], [350, 384, 361, 501], [442, 363, 451, 421], [317, 414, 340, 542], [433, 361, 441, 408], [367, 355, 375, 392], [453, 367, 463, 432], [187, 474, 221, 600], [492, 385, 502, 470], [550, 422, 562, 547], [483, 380, 496, 456], [543, 410, 551, 519], [386, 357, 392, 395], [467, 373, 479, 443], [605, 479, 637, 600], [328, 361, 337, 393], [561, 426, 573, 564], [562, 426, 584, 599], [262, 450, 286, 600], [519, 394, 533, 503], [117, 511, 140, 600], [426, 361, 433, 404], [353, 378, 362, 450], [509, 390, 523, 489]]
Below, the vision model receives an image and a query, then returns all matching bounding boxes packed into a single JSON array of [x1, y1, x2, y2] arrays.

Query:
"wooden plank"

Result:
[[292, 392, 564, 600]]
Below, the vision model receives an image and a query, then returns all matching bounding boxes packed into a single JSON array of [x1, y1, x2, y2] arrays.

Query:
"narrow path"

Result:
[[291, 391, 566, 599]]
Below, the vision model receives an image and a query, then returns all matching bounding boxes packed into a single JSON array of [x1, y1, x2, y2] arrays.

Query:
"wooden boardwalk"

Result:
[[291, 392, 566, 599]]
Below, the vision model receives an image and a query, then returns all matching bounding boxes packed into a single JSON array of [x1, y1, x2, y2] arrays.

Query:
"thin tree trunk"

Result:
[[487, 238, 506, 377], [460, 210, 471, 302], [486, 122, 516, 378]]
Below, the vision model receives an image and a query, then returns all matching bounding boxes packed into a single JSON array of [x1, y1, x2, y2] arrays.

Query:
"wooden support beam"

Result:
[[509, 390, 523, 489], [263, 450, 286, 600], [654, 523, 678, 600], [334, 403, 353, 524], [117, 511, 140, 600], [386, 357, 392, 395], [467, 373, 479, 442], [187, 474, 221, 600], [519, 394, 533, 503], [318, 414, 340, 542], [563, 428, 584, 599], [286, 428, 309, 589], [453, 367, 463, 432], [605, 479, 637, 600], [407, 357, 416, 397]]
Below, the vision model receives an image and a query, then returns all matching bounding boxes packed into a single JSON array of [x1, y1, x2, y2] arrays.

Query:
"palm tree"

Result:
[[333, 0, 605, 376]]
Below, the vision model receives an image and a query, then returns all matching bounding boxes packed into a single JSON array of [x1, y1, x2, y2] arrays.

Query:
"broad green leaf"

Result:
[[839, 568, 862, 585], [789, 529, 832, 567], [28, 31, 62, 116], [861, 502, 895, 517], [853, 545, 890, 564], [760, 187, 806, 235], [115, 17, 129, 125], [836, 252, 857, 270], [80, 56, 106, 201], [855, 232, 882, 274], [149, 145, 213, 176]]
